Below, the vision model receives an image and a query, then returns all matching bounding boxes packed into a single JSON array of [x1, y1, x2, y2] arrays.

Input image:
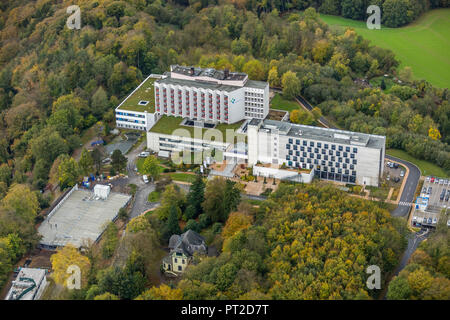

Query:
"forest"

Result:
[[0, 0, 448, 296], [41, 180, 410, 300], [387, 217, 450, 299]]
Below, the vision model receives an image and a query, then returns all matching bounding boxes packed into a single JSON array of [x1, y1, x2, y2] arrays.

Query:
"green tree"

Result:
[[281, 71, 301, 100], [111, 149, 127, 173], [164, 205, 181, 240], [58, 155, 79, 189], [242, 60, 265, 81], [2, 184, 39, 224], [142, 155, 160, 182], [185, 174, 205, 220], [387, 276, 412, 300], [91, 87, 109, 118], [92, 147, 103, 174], [78, 148, 94, 176]]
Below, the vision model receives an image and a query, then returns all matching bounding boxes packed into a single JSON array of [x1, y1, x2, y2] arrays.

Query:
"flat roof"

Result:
[[116, 76, 159, 113], [38, 189, 131, 248], [171, 65, 247, 81], [6, 268, 46, 300], [156, 76, 239, 92], [149, 115, 245, 141], [258, 119, 385, 149], [245, 79, 268, 90]]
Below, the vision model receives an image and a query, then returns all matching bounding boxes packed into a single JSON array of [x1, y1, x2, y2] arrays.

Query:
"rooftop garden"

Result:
[[149, 115, 245, 142], [270, 93, 299, 112], [117, 76, 157, 113]]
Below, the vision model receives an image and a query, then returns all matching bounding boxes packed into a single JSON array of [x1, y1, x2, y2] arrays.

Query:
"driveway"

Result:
[[386, 155, 421, 218]]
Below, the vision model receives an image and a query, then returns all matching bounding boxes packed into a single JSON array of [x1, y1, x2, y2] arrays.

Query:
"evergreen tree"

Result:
[[186, 174, 205, 219], [111, 149, 127, 173], [164, 205, 181, 241]]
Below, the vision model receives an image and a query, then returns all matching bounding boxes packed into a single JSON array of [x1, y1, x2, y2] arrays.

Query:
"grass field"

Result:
[[386, 149, 448, 178], [319, 9, 450, 89], [167, 172, 197, 183], [270, 93, 300, 112]]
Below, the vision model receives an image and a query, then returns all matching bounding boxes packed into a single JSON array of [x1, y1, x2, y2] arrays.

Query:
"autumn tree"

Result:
[[1, 184, 39, 224], [50, 244, 91, 288], [281, 71, 301, 100], [58, 155, 79, 189], [78, 148, 94, 176], [136, 284, 183, 300]]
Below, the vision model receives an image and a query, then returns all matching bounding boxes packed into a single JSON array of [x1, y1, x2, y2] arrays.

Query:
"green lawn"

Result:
[[167, 172, 197, 183], [136, 157, 165, 174], [270, 93, 300, 112], [386, 149, 448, 178], [320, 9, 450, 89], [117, 76, 157, 113], [149, 115, 245, 140]]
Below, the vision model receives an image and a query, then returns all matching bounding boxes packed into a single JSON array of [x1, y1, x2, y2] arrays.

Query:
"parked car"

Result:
[[142, 175, 149, 183], [102, 157, 111, 164], [386, 161, 391, 167], [447, 219, 450, 227], [431, 177, 435, 183], [393, 177, 400, 183], [425, 176, 431, 182], [393, 163, 399, 169], [139, 151, 150, 158], [422, 187, 427, 194], [427, 187, 432, 194], [400, 170, 405, 177], [386, 174, 390, 181], [423, 217, 428, 224], [428, 217, 433, 224], [432, 218, 437, 224], [23, 259, 32, 268]]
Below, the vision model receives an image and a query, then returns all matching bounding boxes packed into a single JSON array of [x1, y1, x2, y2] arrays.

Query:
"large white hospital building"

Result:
[[115, 65, 385, 186]]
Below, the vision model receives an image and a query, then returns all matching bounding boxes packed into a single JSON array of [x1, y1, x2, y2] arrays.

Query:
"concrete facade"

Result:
[[154, 65, 269, 124], [247, 119, 385, 187]]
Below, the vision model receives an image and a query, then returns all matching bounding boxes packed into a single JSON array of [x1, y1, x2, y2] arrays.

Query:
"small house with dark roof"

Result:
[[162, 230, 207, 276]]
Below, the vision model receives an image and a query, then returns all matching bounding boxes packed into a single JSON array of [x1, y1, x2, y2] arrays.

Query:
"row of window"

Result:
[[286, 144, 356, 158], [317, 171, 357, 183], [116, 112, 145, 118], [287, 138, 358, 154], [286, 151, 357, 164], [245, 92, 263, 98], [116, 117, 145, 124]]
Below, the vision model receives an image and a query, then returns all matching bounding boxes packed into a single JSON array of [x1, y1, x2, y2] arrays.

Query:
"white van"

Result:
[[143, 175, 149, 183]]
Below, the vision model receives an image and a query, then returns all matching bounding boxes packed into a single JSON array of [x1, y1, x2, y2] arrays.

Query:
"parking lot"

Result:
[[422, 176, 450, 208], [412, 176, 450, 228], [384, 160, 406, 184]]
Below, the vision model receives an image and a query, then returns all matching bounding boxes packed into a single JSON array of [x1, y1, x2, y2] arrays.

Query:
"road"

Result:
[[386, 154, 421, 217], [381, 228, 429, 299], [125, 140, 160, 219]]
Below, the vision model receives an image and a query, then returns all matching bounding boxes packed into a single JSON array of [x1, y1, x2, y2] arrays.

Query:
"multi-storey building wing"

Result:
[[154, 65, 269, 123], [248, 119, 385, 186], [115, 65, 386, 187]]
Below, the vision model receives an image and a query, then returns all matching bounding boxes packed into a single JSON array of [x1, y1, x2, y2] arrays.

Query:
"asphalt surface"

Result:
[[125, 141, 160, 219], [386, 155, 421, 217]]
